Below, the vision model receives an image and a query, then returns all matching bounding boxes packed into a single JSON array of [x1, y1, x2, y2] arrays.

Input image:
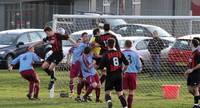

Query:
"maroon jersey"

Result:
[[99, 33, 120, 55], [99, 50, 129, 75], [188, 49, 200, 70], [43, 33, 69, 53]]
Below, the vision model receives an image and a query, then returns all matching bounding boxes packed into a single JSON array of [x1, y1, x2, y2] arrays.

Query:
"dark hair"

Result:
[[83, 47, 91, 54], [192, 39, 199, 48], [193, 37, 200, 45], [93, 28, 100, 35], [81, 32, 88, 37], [125, 40, 132, 48], [44, 26, 52, 32], [107, 38, 115, 48], [103, 23, 110, 31]]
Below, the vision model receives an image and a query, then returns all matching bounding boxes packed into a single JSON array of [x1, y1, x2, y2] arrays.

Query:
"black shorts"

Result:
[[105, 74, 123, 92], [46, 52, 63, 65], [187, 72, 200, 86]]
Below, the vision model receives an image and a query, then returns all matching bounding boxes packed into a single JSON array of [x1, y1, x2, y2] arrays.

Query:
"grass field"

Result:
[[0, 68, 194, 108]]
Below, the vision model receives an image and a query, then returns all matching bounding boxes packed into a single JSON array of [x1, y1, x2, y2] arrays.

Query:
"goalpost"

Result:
[[51, 14, 200, 100]]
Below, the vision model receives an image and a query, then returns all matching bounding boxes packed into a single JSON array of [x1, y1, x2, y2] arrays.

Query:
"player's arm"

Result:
[[121, 53, 129, 72], [66, 49, 72, 65], [60, 34, 77, 45], [185, 54, 200, 74], [114, 36, 121, 51], [8, 56, 20, 71], [98, 54, 106, 70], [136, 54, 142, 72], [32, 53, 42, 63], [88, 60, 96, 69]]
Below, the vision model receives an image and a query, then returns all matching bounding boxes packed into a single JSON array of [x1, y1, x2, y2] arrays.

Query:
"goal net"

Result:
[[52, 14, 200, 105]]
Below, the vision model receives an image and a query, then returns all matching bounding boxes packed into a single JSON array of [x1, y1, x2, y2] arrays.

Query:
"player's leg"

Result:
[[100, 69, 106, 84], [127, 73, 137, 108], [105, 91, 112, 108], [115, 76, 128, 108], [95, 74, 101, 102], [75, 77, 85, 102], [188, 86, 195, 96], [193, 86, 200, 108], [20, 71, 35, 100], [47, 62, 57, 90], [82, 76, 97, 102], [33, 72, 40, 99]]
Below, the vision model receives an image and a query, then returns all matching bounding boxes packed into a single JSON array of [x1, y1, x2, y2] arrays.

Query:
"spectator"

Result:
[[147, 30, 164, 76]]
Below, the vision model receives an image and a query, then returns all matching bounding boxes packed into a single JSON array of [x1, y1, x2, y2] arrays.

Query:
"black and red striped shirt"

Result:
[[188, 49, 200, 71], [43, 33, 69, 54]]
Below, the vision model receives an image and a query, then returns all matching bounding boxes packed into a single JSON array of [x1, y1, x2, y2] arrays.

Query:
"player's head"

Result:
[[81, 32, 89, 42], [103, 23, 110, 32], [107, 38, 115, 49], [57, 27, 65, 35], [191, 39, 199, 51], [27, 46, 35, 52], [124, 40, 132, 48], [93, 28, 100, 36], [83, 46, 91, 55], [44, 26, 54, 37], [193, 37, 200, 45], [152, 30, 159, 38]]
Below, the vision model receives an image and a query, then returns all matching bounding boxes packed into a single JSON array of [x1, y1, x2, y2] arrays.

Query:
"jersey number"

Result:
[[127, 55, 132, 64], [113, 57, 119, 66]]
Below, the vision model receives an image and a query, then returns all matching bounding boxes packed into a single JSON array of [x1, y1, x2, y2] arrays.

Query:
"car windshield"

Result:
[[146, 26, 171, 37], [172, 39, 191, 50], [0, 33, 16, 45], [105, 19, 127, 28]]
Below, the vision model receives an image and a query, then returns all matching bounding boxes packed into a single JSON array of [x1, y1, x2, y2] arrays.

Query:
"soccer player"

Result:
[[34, 26, 75, 90], [78, 47, 101, 102], [122, 40, 142, 108], [184, 39, 200, 108], [9, 46, 42, 100], [99, 24, 121, 84], [66, 39, 81, 97], [99, 38, 129, 108]]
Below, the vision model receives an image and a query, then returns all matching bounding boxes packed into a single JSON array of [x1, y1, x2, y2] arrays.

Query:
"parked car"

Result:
[[113, 24, 174, 39], [118, 36, 174, 72], [0, 29, 49, 68], [167, 34, 200, 73]]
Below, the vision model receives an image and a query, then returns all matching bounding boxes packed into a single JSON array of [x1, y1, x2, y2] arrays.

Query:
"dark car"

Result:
[[0, 29, 49, 68]]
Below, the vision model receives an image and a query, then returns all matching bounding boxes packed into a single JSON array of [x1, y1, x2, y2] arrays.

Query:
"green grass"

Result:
[[0, 69, 194, 108]]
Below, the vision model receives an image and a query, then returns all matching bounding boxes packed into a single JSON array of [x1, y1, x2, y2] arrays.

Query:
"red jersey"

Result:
[[188, 49, 200, 71]]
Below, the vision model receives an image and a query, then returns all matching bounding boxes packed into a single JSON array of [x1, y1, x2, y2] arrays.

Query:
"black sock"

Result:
[[100, 75, 106, 84], [43, 68, 51, 76], [194, 96, 200, 104], [105, 94, 111, 102], [119, 95, 127, 107], [50, 70, 56, 80]]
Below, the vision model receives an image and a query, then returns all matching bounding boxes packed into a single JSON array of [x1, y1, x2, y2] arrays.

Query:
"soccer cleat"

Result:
[[81, 96, 88, 102], [48, 81, 54, 90], [75, 96, 82, 102], [107, 101, 112, 108], [87, 96, 92, 101], [193, 105, 199, 108], [26, 94, 33, 100]]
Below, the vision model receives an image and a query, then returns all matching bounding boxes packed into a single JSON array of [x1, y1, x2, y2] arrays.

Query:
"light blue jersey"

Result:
[[72, 42, 90, 64], [78, 54, 96, 79], [10, 52, 41, 72], [122, 49, 142, 73]]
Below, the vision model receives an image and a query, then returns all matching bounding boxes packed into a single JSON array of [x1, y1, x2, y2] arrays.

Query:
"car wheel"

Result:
[[5, 55, 13, 69]]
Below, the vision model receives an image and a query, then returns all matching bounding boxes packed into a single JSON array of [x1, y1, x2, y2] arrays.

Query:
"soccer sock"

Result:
[[105, 94, 112, 102], [119, 95, 127, 108], [77, 80, 84, 96], [95, 88, 100, 101], [69, 80, 74, 93], [127, 94, 133, 108], [50, 70, 56, 80], [194, 96, 200, 104], [33, 83, 40, 98], [100, 74, 106, 84], [84, 85, 93, 98], [43, 68, 51, 76], [28, 82, 34, 96]]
